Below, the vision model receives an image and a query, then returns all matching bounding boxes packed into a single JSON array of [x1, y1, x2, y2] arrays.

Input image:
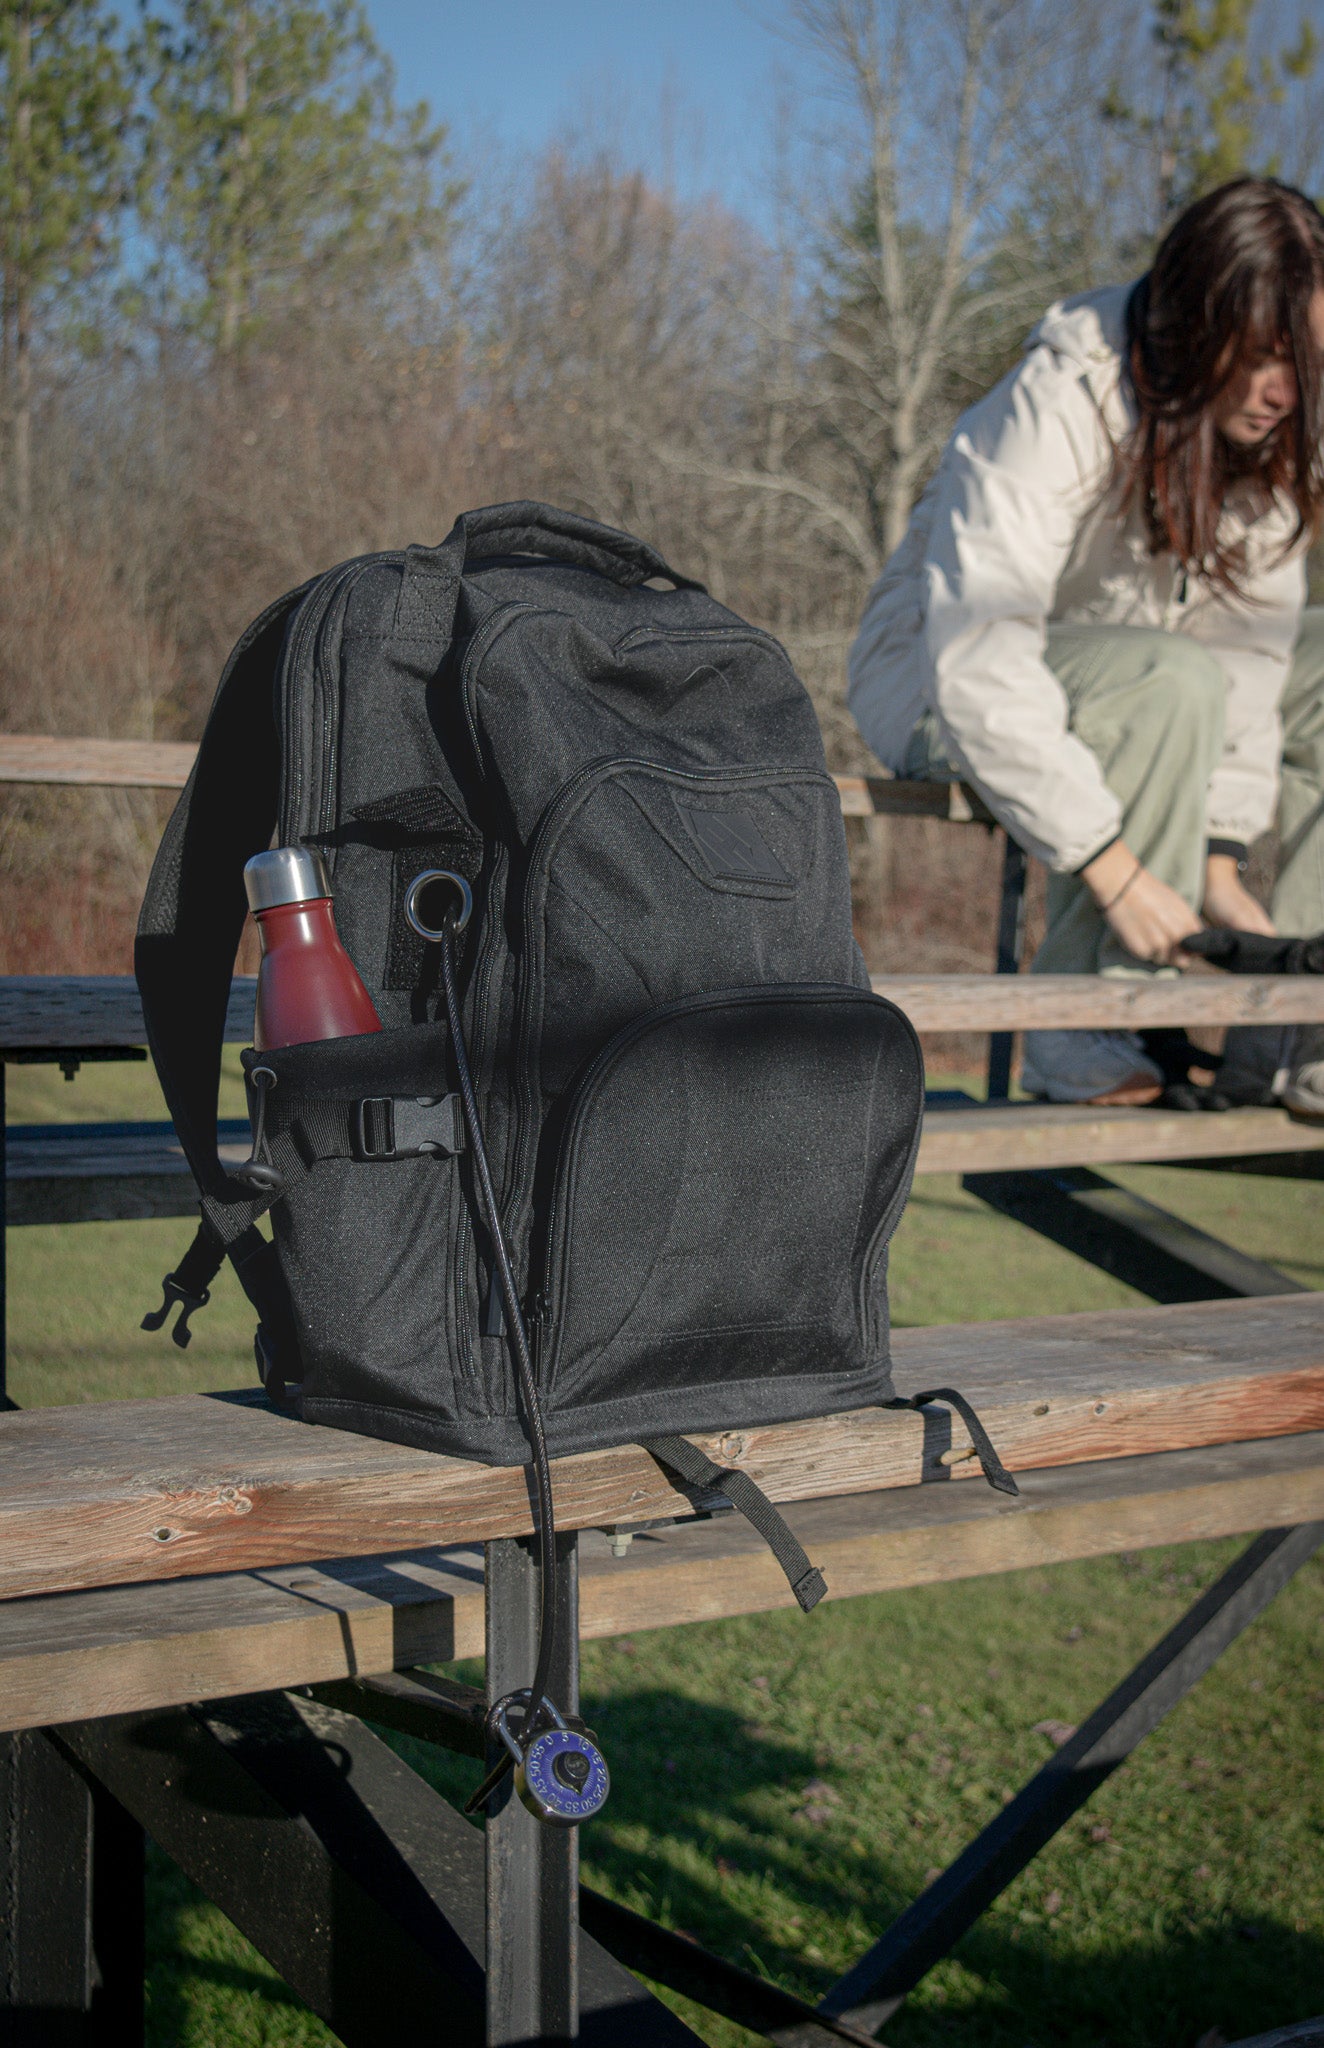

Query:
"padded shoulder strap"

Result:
[[135, 582, 312, 1200]]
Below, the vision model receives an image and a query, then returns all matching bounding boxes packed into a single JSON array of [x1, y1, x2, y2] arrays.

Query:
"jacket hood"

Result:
[[1027, 282, 1135, 369]]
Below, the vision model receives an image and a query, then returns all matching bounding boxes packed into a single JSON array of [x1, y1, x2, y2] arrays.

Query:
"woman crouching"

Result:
[[848, 176, 1324, 1113]]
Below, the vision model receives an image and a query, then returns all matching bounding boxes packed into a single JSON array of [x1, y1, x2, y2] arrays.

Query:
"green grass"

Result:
[[6, 1067, 1324, 2043]]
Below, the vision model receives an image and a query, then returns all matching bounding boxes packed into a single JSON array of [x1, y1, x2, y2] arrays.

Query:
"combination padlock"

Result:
[[492, 1692, 610, 1827]]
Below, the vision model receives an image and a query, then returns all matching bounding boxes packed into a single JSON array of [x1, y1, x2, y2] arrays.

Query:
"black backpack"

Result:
[[139, 505, 1007, 1630]]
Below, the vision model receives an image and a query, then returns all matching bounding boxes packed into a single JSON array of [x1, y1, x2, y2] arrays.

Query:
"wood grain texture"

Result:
[[872, 972, 1324, 1030], [2, 1432, 1321, 1733], [4, 970, 1324, 1051], [0, 1296, 1320, 1601], [0, 734, 198, 788], [10, 1104, 1321, 1228], [574, 1428, 1324, 1637], [0, 1549, 485, 1734], [916, 1099, 1324, 1174]]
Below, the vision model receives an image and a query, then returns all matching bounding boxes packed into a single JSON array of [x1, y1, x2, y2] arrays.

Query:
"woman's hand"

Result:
[[1202, 852, 1277, 936], [1080, 840, 1203, 964]]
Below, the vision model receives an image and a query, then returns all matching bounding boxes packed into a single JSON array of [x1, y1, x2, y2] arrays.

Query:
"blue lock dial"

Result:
[[517, 1727, 610, 1826]]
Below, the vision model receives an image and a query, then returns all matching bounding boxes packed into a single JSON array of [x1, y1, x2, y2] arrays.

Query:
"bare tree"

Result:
[[648, 0, 1104, 598]]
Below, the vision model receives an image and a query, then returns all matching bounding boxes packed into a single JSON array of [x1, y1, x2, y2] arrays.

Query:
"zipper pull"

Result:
[[526, 1291, 547, 1376]]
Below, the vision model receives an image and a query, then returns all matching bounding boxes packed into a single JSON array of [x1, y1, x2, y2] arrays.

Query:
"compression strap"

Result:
[[644, 1434, 828, 1611]]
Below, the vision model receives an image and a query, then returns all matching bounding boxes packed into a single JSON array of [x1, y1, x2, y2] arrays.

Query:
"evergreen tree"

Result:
[[133, 0, 458, 352], [0, 1, 129, 520], [1104, 0, 1319, 225]]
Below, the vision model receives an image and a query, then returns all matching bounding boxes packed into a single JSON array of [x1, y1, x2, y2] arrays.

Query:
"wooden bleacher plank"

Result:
[[0, 973, 257, 1048], [5, 1119, 250, 1224], [0, 1547, 484, 1735], [874, 972, 1324, 1032], [0, 1296, 1320, 1602], [571, 1429, 1324, 1638], [9, 1104, 1323, 1230], [0, 734, 199, 789], [917, 1099, 1324, 1175], [0, 734, 989, 827], [4, 1123, 250, 1222], [2, 1430, 1321, 1736], [835, 773, 995, 823], [4, 971, 1324, 1053]]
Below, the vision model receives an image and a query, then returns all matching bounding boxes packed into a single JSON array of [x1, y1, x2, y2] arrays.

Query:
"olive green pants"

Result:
[[908, 609, 1324, 974]]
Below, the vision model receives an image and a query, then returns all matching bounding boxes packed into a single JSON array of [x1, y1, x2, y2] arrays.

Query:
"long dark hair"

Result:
[[1118, 177, 1324, 594]]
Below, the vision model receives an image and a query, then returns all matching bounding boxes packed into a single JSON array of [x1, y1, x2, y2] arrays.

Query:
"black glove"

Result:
[[1181, 928, 1324, 975]]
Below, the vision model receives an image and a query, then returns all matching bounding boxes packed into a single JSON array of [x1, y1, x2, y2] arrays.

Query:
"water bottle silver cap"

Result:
[[244, 846, 331, 913]]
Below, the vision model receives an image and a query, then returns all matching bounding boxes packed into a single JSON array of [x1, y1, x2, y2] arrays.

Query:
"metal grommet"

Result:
[[405, 869, 473, 941]]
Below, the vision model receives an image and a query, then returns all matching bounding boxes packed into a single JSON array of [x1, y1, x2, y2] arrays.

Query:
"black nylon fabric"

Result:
[[136, 501, 927, 1469]]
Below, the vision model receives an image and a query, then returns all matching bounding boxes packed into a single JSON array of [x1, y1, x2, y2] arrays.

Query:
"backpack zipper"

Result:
[[613, 622, 792, 658], [279, 556, 394, 844], [459, 602, 540, 775]]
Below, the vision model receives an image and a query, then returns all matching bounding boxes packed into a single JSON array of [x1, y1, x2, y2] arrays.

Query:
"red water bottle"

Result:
[[244, 847, 382, 1050]]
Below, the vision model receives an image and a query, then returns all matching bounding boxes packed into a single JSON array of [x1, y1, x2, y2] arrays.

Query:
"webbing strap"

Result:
[[274, 1092, 465, 1167], [644, 1434, 827, 1612], [894, 1387, 1020, 1497]]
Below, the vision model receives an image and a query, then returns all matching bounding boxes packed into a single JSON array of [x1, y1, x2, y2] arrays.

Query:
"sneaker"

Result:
[[1020, 1028, 1164, 1104], [1280, 1024, 1324, 1123], [1221, 1022, 1324, 1119], [1216, 1024, 1294, 1107]]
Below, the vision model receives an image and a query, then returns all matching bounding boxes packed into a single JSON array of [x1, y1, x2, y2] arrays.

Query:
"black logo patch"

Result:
[[675, 803, 790, 884]]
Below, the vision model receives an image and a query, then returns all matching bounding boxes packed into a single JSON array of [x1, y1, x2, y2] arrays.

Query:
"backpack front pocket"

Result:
[[535, 985, 923, 1418]]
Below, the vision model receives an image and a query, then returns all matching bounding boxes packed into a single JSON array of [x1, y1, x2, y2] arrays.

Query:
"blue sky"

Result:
[[362, 0, 798, 226]]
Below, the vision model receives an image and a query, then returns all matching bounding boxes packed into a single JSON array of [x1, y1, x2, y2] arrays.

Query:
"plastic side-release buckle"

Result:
[[351, 1094, 464, 1162], [141, 1276, 210, 1350]]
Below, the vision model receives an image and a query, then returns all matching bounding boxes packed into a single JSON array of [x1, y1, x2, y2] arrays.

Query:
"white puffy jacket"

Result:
[[847, 283, 1308, 873]]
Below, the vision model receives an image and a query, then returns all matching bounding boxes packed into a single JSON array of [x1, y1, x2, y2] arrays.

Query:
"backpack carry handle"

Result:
[[395, 500, 703, 642]]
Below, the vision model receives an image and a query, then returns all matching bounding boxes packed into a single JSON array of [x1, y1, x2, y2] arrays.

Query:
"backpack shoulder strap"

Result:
[[135, 581, 314, 1368], [136, 582, 310, 1196]]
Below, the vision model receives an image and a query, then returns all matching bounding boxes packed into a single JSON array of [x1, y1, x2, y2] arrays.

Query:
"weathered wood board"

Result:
[[0, 1296, 1320, 1602], [873, 972, 1324, 1032], [0, 735, 985, 825], [10, 1104, 1323, 1229], [5, 1120, 251, 1225], [2, 1431, 1321, 1734], [0, 734, 198, 789], [4, 971, 1324, 1052], [917, 1098, 1324, 1175], [0, 974, 258, 1048]]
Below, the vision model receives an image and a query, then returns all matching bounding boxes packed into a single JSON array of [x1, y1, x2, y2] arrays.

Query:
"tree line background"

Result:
[[1, 0, 1321, 996]]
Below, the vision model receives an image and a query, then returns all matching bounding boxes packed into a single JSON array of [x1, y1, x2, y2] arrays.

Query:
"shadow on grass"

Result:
[[140, 1687, 1324, 2048], [568, 1690, 1324, 2048]]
